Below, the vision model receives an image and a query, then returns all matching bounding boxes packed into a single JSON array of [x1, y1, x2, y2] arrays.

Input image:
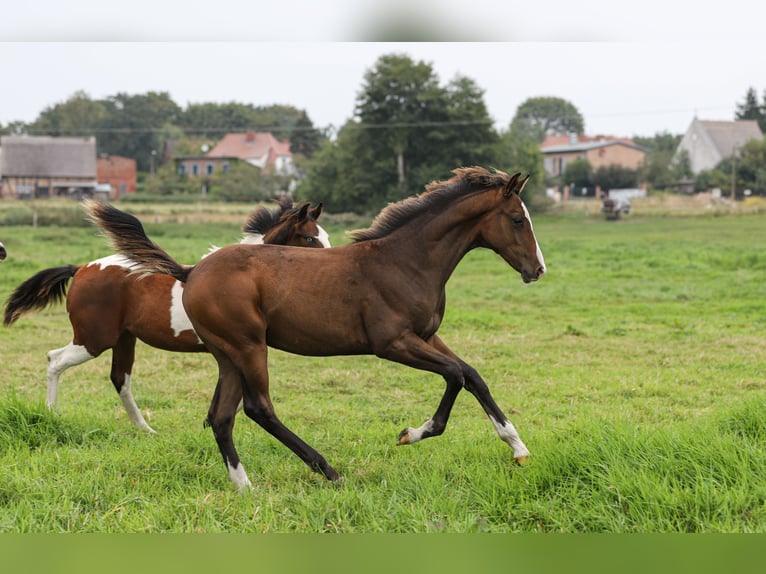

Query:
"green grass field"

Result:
[[0, 203, 764, 532]]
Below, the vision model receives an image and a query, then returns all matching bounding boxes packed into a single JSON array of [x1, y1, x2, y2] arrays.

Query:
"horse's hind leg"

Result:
[[237, 344, 341, 482], [111, 332, 156, 433], [206, 354, 252, 492], [46, 343, 95, 408]]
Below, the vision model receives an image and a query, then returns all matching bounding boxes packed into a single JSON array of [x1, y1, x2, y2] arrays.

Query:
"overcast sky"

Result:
[[2, 1, 764, 139]]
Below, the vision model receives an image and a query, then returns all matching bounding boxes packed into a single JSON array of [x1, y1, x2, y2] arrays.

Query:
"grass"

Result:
[[0, 203, 765, 532]]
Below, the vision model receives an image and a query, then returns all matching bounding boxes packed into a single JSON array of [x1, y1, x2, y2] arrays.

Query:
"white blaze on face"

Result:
[[522, 201, 546, 276], [169, 280, 202, 342], [316, 224, 331, 248]]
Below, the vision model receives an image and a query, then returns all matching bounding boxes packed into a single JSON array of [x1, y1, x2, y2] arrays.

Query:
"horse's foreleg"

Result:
[[460, 361, 530, 464], [111, 332, 156, 433], [46, 343, 95, 408], [382, 334, 464, 445]]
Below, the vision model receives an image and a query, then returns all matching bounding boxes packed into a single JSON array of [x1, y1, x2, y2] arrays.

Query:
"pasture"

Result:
[[0, 203, 764, 532]]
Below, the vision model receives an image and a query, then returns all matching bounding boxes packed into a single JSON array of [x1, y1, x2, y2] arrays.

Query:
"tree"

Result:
[[98, 92, 182, 172], [735, 87, 766, 133], [301, 54, 503, 213], [592, 165, 639, 191], [27, 91, 107, 137], [562, 158, 593, 190], [634, 131, 686, 190], [510, 96, 585, 143]]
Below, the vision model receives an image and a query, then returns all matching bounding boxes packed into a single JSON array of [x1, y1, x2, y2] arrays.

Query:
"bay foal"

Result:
[[88, 167, 546, 490], [4, 198, 328, 432]]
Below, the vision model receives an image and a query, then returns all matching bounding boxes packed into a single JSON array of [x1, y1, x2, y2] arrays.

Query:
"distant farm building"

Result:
[[673, 118, 763, 174], [174, 131, 294, 178], [96, 154, 137, 199], [0, 136, 97, 199], [541, 134, 648, 178]]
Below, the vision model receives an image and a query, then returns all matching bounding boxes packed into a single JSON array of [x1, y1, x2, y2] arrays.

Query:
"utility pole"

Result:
[[731, 145, 737, 200]]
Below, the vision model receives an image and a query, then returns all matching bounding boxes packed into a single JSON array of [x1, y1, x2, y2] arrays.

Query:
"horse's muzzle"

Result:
[[522, 265, 546, 283]]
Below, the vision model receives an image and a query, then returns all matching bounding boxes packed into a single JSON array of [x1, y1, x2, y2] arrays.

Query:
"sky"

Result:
[[2, 1, 765, 139]]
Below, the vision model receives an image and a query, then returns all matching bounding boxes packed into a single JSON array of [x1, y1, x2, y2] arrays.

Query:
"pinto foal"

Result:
[[4, 199, 329, 432]]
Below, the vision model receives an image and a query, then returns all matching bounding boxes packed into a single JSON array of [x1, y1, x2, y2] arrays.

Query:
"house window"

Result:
[[119, 183, 127, 197], [222, 162, 230, 174], [191, 163, 200, 176], [205, 163, 215, 176], [178, 164, 187, 175]]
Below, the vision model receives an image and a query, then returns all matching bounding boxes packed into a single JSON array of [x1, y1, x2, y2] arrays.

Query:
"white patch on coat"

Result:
[[239, 233, 265, 245], [169, 281, 203, 343], [87, 254, 141, 271], [522, 202, 546, 276]]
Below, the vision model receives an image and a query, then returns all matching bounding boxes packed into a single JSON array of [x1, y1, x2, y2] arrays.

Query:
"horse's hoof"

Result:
[[397, 429, 411, 445], [514, 455, 530, 466]]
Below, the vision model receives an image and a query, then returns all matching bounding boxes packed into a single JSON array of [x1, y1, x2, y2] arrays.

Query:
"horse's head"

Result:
[[0, 241, 6, 261], [480, 173, 546, 283], [265, 202, 331, 248]]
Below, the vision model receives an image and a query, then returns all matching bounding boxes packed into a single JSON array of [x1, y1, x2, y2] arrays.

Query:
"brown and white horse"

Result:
[[87, 167, 546, 490], [0, 241, 6, 261], [3, 198, 329, 432]]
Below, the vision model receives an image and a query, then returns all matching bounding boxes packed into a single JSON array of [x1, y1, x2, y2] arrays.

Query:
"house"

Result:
[[673, 118, 763, 174], [96, 154, 137, 199], [541, 134, 648, 178], [0, 136, 97, 199], [174, 131, 294, 178]]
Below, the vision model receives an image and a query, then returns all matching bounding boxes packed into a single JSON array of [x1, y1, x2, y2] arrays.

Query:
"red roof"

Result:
[[206, 131, 291, 167]]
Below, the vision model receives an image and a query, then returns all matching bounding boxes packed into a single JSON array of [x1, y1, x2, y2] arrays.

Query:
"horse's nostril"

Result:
[[537, 266, 546, 277]]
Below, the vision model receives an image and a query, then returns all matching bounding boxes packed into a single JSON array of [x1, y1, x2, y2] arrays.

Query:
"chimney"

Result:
[[245, 131, 256, 144]]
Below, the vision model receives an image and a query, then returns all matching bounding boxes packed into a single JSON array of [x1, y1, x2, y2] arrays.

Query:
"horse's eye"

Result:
[[305, 237, 315, 243], [512, 216, 525, 227]]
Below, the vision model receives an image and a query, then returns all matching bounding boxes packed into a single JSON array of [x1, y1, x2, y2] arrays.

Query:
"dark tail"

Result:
[[83, 200, 192, 283], [4, 265, 79, 326]]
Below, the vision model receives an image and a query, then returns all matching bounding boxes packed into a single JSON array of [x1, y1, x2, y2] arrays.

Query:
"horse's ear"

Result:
[[296, 202, 310, 220], [310, 203, 323, 220], [504, 172, 522, 197], [517, 174, 531, 195]]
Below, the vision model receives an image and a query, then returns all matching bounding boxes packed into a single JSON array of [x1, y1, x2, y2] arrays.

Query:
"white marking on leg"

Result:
[[119, 374, 156, 433], [316, 225, 331, 248], [169, 281, 203, 343], [402, 419, 434, 444], [227, 459, 253, 492], [522, 202, 546, 276], [46, 343, 95, 408], [490, 416, 530, 460]]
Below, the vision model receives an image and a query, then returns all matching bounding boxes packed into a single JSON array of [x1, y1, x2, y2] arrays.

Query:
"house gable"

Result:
[[674, 118, 763, 174]]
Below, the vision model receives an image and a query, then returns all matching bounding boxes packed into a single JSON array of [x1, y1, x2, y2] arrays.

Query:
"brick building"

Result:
[[96, 155, 137, 199]]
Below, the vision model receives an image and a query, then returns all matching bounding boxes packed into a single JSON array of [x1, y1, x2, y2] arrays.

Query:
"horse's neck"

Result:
[[381, 192, 491, 281]]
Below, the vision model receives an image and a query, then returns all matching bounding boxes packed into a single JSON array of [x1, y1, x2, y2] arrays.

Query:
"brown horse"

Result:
[[87, 167, 546, 490], [4, 197, 328, 432]]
